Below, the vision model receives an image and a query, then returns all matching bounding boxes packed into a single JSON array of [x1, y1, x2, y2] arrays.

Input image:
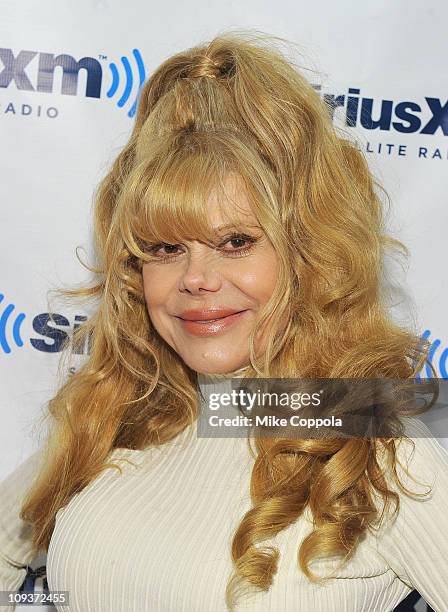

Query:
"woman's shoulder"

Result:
[[370, 417, 448, 610], [375, 417, 448, 494], [394, 417, 448, 491]]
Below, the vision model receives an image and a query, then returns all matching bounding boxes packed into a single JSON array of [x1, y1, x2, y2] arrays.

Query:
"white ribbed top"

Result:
[[1, 377, 448, 611]]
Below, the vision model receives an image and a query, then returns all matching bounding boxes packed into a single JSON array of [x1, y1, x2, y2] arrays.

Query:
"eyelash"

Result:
[[145, 233, 258, 263]]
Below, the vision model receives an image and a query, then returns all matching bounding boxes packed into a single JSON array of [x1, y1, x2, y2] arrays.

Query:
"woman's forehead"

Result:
[[204, 175, 260, 225], [205, 200, 258, 229]]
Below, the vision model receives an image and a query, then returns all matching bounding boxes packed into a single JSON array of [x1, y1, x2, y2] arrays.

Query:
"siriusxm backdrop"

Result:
[[0, 1, 447, 608]]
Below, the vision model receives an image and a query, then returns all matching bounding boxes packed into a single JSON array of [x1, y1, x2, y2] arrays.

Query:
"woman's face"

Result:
[[142, 174, 280, 374]]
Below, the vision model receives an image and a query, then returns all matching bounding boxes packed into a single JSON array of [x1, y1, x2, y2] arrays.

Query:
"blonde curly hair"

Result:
[[21, 30, 435, 610]]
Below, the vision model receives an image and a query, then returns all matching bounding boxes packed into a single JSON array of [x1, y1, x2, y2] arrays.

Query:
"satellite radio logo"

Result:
[[313, 85, 448, 137], [0, 46, 146, 118], [0, 292, 90, 355]]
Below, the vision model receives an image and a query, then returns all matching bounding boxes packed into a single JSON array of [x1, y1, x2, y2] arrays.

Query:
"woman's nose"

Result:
[[178, 250, 222, 294]]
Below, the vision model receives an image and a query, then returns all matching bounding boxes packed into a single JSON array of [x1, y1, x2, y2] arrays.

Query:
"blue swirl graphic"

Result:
[[107, 48, 146, 118], [117, 56, 133, 108], [128, 49, 146, 118], [107, 63, 120, 98], [0, 294, 26, 354], [415, 329, 448, 380]]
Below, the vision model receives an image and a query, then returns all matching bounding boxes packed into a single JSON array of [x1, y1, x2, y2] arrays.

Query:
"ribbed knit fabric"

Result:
[[1, 376, 448, 611]]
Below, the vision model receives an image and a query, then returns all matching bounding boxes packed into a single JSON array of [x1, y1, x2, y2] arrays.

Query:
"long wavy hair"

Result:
[[21, 30, 436, 610]]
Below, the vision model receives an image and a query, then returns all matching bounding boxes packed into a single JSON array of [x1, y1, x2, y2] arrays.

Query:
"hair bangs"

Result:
[[123, 134, 266, 261]]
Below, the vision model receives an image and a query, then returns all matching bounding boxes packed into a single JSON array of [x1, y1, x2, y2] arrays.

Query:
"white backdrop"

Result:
[[0, 1, 447, 609]]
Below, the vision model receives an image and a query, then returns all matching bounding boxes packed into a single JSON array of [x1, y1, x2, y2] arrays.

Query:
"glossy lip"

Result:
[[177, 308, 245, 321], [175, 309, 248, 337]]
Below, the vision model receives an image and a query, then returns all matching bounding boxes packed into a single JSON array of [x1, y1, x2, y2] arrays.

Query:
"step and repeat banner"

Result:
[[0, 1, 446, 610]]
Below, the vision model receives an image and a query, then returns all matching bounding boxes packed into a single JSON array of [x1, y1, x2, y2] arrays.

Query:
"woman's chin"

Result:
[[189, 360, 249, 377]]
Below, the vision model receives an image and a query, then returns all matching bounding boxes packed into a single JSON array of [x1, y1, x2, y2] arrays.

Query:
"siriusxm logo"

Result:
[[0, 47, 146, 118], [0, 293, 90, 355], [314, 85, 447, 136]]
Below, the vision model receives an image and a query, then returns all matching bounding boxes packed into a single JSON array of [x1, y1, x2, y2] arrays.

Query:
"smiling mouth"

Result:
[[176, 310, 248, 336], [178, 310, 246, 322]]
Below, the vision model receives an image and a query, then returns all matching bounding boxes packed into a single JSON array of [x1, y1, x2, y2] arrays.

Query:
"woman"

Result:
[[1, 31, 448, 611]]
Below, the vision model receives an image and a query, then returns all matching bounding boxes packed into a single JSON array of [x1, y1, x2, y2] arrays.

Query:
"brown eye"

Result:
[[228, 237, 246, 248], [157, 244, 181, 255], [147, 243, 183, 261], [219, 233, 258, 256]]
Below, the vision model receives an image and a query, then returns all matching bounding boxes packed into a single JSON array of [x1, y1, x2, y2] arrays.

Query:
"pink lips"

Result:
[[176, 308, 248, 337]]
